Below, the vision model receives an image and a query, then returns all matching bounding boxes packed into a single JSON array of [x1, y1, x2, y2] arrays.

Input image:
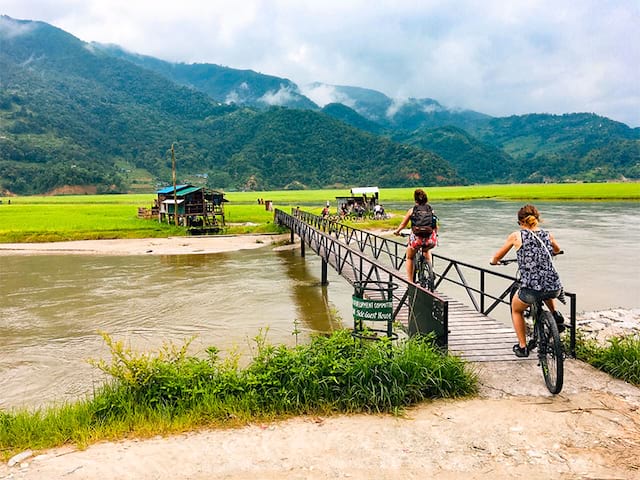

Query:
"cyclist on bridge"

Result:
[[490, 204, 565, 358], [393, 188, 438, 282]]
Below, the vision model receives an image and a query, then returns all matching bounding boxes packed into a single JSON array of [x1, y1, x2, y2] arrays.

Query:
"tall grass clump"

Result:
[[0, 330, 477, 458], [575, 332, 640, 386]]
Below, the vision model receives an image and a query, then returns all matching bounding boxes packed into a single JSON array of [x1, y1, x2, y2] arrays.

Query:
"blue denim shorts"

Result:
[[517, 288, 561, 305]]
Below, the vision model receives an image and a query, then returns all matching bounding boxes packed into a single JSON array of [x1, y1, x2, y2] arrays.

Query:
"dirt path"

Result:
[[2, 359, 639, 480]]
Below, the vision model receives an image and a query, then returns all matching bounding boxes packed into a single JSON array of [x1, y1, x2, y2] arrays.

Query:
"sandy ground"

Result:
[[2, 236, 640, 479], [0, 234, 291, 256]]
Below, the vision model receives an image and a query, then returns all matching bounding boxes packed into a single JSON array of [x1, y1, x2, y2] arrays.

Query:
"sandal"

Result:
[[513, 344, 529, 358]]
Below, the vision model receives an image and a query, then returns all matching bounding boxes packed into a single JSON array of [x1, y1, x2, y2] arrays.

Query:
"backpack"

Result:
[[411, 204, 435, 237]]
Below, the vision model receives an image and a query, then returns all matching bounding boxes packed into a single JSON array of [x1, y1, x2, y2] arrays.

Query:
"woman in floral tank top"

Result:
[[490, 205, 565, 358]]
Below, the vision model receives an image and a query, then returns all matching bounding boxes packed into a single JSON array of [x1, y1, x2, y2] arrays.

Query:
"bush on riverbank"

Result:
[[0, 330, 477, 458], [575, 333, 640, 386]]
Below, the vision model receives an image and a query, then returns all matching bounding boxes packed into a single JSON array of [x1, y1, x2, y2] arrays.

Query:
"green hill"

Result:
[[395, 126, 515, 183], [468, 114, 640, 182]]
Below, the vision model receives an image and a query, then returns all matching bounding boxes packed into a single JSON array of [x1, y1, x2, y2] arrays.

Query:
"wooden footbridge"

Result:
[[275, 208, 577, 362]]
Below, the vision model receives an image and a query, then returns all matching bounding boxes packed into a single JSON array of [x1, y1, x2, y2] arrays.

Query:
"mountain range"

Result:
[[1, 15, 638, 195]]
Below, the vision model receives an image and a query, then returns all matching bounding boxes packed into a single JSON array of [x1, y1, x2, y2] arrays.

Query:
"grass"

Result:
[[0, 330, 478, 459], [574, 332, 640, 386], [1, 183, 637, 243], [224, 182, 640, 203]]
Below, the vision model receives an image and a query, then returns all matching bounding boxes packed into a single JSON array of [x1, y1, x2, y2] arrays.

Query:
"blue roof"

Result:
[[156, 184, 191, 194]]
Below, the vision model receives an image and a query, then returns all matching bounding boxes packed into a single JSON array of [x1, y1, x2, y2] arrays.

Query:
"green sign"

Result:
[[352, 296, 393, 322]]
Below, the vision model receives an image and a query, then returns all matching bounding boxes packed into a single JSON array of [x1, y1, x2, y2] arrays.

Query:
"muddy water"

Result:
[[1, 200, 638, 409], [430, 200, 639, 312], [0, 248, 350, 409]]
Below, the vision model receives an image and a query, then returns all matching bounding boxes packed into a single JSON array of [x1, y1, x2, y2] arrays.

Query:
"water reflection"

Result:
[[275, 249, 344, 334]]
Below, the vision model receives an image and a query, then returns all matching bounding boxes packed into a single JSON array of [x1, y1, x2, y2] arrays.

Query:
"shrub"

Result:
[[0, 330, 477, 457], [575, 332, 640, 386]]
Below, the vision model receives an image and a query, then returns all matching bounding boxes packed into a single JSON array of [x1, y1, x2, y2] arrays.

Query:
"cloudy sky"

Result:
[[3, 0, 639, 126]]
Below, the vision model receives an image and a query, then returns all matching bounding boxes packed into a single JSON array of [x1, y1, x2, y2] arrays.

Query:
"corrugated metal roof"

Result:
[[156, 184, 191, 194], [175, 186, 202, 196]]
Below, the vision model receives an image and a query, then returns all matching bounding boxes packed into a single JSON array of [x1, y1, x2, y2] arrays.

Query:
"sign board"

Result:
[[352, 296, 393, 322]]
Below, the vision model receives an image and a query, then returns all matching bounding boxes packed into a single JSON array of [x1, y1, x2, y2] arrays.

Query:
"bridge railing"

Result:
[[284, 208, 577, 357], [276, 208, 449, 347]]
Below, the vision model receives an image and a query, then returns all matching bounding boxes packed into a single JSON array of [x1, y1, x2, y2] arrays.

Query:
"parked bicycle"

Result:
[[400, 230, 435, 290], [495, 254, 565, 394]]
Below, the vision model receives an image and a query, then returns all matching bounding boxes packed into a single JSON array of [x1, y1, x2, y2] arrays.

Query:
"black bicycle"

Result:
[[497, 256, 564, 394], [400, 230, 435, 290]]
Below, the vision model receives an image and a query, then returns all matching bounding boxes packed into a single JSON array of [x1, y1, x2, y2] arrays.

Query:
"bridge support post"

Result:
[[321, 259, 328, 285], [300, 239, 305, 257], [290, 229, 294, 244]]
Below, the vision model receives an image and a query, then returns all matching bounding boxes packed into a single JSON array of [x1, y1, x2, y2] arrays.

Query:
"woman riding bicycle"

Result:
[[490, 204, 565, 357], [393, 189, 438, 282]]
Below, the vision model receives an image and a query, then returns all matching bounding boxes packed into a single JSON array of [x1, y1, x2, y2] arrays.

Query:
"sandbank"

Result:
[[0, 234, 290, 256]]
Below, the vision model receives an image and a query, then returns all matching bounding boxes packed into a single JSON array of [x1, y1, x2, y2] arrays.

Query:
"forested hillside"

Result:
[[394, 126, 515, 183], [467, 114, 640, 182]]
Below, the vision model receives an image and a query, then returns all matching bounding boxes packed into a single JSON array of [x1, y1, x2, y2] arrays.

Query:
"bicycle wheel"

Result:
[[424, 256, 435, 291], [414, 253, 426, 288], [536, 311, 564, 394]]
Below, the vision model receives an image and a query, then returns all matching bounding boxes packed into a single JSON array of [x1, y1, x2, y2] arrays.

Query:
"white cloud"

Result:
[[300, 84, 355, 108], [0, 14, 36, 38], [259, 85, 296, 106], [2, 0, 639, 126]]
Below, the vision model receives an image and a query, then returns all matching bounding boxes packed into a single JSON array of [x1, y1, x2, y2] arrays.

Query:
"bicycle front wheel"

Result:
[[536, 311, 564, 394]]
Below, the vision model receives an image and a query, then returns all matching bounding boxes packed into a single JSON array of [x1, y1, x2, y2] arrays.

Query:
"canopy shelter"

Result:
[[350, 187, 379, 195], [336, 186, 380, 214]]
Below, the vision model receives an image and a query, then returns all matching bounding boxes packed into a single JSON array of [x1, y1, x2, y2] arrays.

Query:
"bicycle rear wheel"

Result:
[[536, 311, 564, 394], [414, 252, 434, 291], [414, 253, 426, 288], [424, 258, 435, 291]]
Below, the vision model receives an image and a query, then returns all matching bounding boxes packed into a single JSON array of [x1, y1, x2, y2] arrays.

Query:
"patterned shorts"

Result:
[[409, 231, 437, 250], [517, 288, 561, 305]]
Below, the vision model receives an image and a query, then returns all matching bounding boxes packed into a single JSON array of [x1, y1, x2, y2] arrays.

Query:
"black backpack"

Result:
[[411, 204, 435, 237]]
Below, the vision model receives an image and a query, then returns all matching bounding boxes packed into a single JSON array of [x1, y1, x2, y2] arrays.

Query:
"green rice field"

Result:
[[0, 183, 637, 243]]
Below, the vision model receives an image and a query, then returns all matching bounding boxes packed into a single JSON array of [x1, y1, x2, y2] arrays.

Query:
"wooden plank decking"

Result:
[[443, 296, 530, 362]]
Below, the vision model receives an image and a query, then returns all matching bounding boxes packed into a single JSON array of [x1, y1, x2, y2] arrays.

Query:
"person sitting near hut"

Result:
[[340, 203, 348, 219], [373, 203, 385, 219]]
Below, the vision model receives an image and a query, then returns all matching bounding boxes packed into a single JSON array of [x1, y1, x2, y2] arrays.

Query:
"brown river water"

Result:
[[1, 200, 638, 409]]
